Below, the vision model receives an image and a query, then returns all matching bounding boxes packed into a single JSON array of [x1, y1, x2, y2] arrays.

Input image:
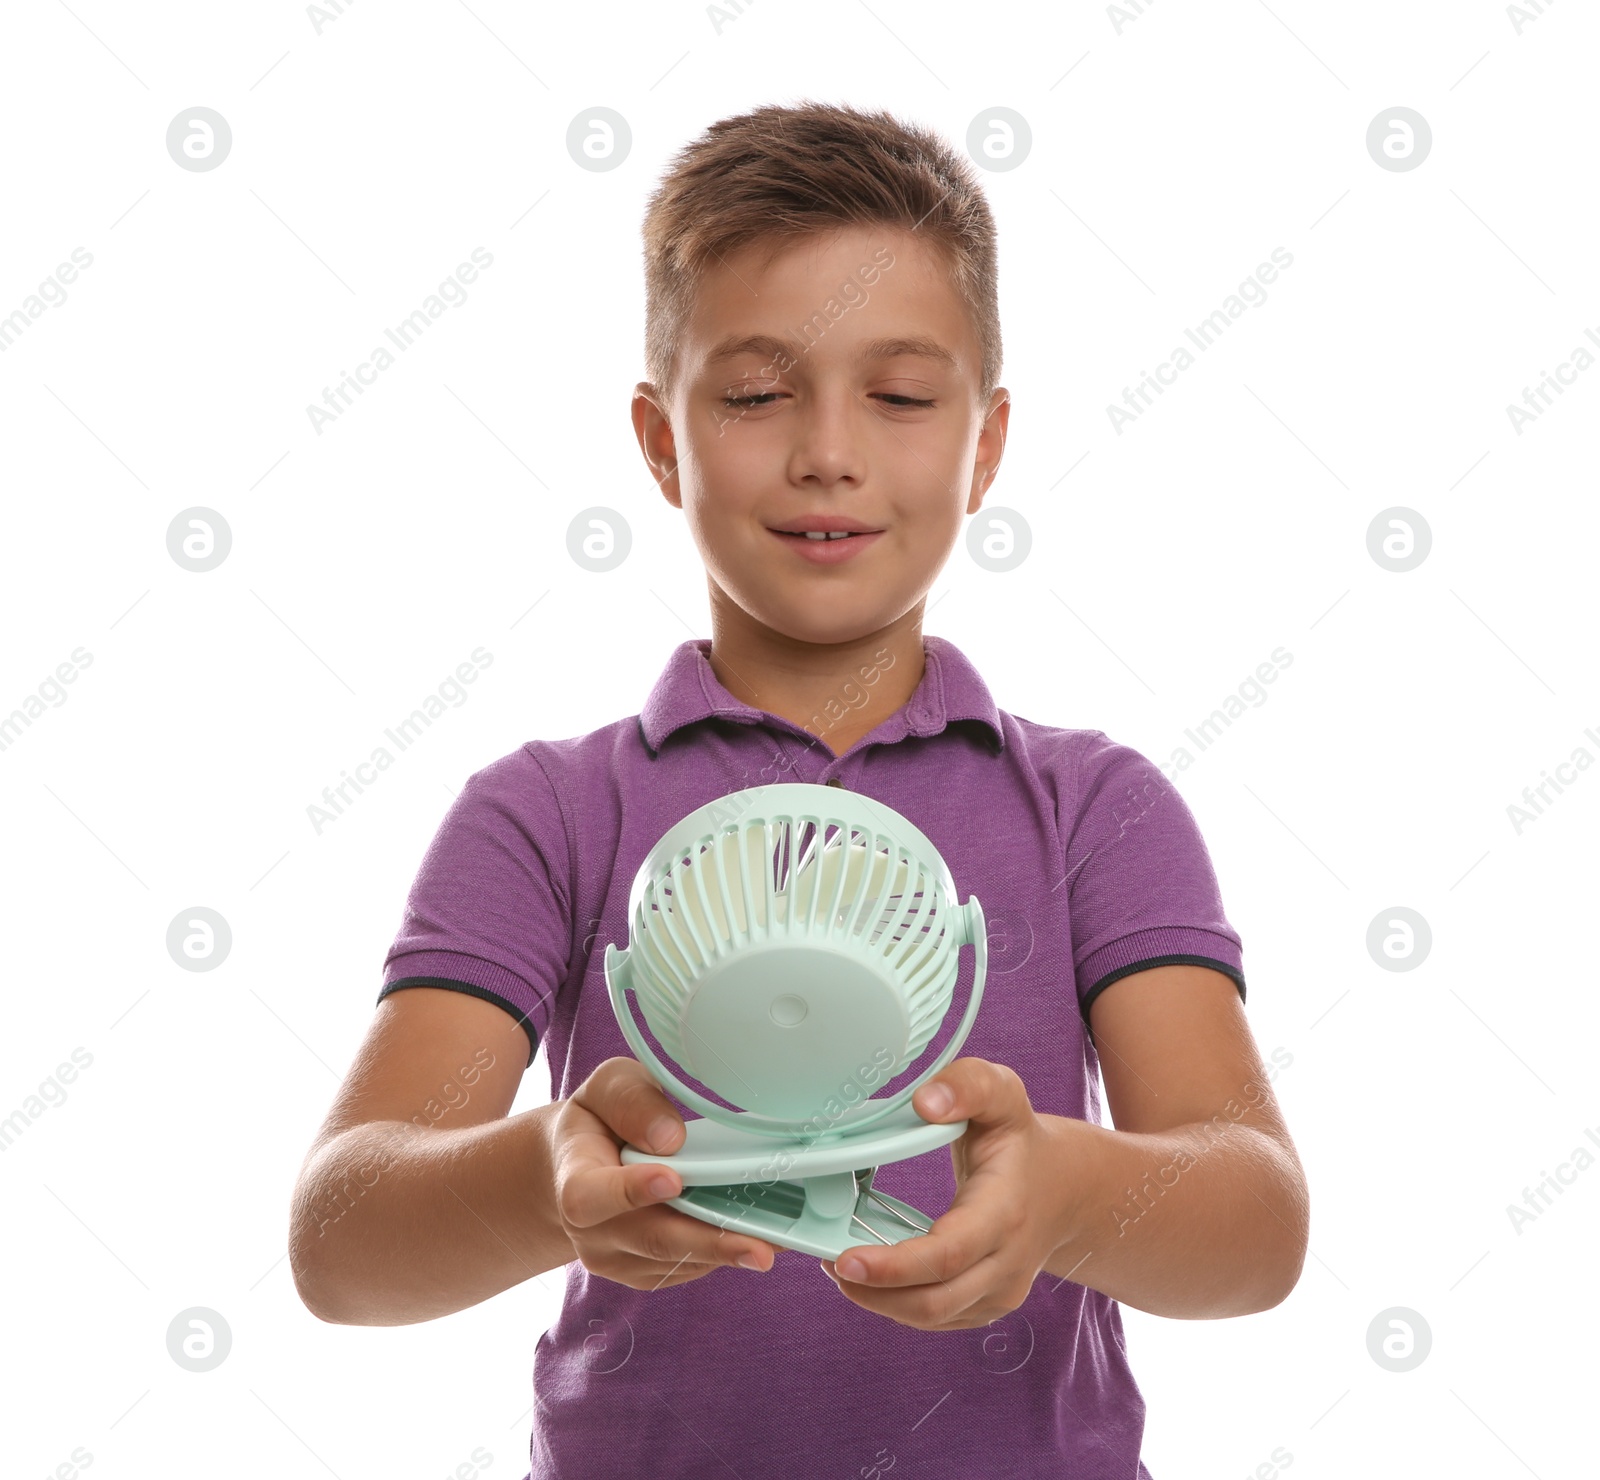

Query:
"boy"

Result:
[[290, 101, 1308, 1478]]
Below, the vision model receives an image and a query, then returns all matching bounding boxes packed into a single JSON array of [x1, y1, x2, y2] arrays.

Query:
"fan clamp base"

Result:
[[618, 1101, 963, 1260]]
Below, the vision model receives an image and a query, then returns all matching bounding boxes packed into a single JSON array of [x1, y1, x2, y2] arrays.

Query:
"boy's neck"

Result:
[[704, 607, 928, 761]]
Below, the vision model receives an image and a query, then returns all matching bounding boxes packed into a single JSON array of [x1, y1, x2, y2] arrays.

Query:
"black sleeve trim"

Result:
[[1081, 954, 1247, 1026], [377, 976, 539, 1067]]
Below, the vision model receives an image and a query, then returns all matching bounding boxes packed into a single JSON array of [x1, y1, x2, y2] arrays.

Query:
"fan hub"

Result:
[[677, 942, 910, 1120]]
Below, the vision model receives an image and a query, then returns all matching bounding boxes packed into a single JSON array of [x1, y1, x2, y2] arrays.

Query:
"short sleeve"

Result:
[[378, 746, 573, 1067], [1064, 730, 1246, 1023]]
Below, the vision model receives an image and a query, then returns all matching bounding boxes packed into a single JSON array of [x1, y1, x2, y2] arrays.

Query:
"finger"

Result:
[[598, 1248, 760, 1292], [640, 1260, 731, 1290], [556, 1116, 779, 1270], [822, 1247, 1008, 1329], [608, 1205, 778, 1273], [559, 1154, 686, 1230], [556, 1057, 690, 1228], [569, 1197, 776, 1282], [575, 1055, 689, 1156], [555, 1099, 687, 1229], [823, 1197, 998, 1289], [584, 1244, 729, 1291], [912, 1056, 1030, 1131]]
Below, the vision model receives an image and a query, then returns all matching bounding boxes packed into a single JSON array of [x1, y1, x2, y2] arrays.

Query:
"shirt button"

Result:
[[825, 777, 844, 788]]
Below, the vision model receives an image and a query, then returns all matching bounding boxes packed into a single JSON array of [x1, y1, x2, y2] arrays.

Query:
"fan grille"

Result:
[[628, 806, 962, 1077]]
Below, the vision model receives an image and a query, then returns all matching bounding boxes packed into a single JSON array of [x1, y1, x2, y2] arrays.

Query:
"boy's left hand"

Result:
[[820, 1057, 1082, 1330]]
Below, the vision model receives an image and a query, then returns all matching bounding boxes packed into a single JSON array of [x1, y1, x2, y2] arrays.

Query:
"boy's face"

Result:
[[633, 224, 1009, 650]]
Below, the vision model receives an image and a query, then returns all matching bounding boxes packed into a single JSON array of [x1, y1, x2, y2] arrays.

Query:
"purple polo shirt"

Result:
[[379, 635, 1245, 1480]]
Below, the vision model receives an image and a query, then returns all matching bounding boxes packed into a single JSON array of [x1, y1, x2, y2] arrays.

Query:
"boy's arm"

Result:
[[288, 987, 575, 1326], [1041, 962, 1309, 1319]]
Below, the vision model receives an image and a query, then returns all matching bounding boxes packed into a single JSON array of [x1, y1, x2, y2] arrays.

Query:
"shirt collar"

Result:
[[638, 635, 1005, 757]]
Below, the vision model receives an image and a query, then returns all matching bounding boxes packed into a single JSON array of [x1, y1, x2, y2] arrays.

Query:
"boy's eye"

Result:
[[719, 392, 936, 409]]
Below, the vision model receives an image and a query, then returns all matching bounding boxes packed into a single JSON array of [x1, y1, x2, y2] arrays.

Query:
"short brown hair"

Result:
[[641, 100, 1001, 410]]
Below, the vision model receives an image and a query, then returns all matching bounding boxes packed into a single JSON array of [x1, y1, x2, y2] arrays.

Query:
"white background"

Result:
[[2, 1, 1596, 1476]]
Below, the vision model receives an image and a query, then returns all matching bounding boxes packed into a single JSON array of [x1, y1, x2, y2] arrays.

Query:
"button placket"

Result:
[[728, 728, 822, 795]]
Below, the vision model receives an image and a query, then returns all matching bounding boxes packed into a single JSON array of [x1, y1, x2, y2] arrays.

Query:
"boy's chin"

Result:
[[754, 610, 901, 649]]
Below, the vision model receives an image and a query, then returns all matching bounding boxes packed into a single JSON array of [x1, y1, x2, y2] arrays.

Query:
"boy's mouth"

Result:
[[767, 527, 885, 562], [765, 517, 885, 539], [773, 529, 872, 541]]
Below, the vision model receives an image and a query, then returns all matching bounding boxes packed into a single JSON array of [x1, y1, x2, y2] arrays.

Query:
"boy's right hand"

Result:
[[550, 1057, 776, 1289]]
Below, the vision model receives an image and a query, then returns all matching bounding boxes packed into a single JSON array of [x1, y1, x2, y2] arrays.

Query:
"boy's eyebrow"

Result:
[[703, 332, 957, 370]]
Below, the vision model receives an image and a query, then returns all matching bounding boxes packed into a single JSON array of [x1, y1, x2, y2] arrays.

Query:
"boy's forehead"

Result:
[[700, 329, 959, 375], [679, 226, 973, 376], [705, 222, 932, 296]]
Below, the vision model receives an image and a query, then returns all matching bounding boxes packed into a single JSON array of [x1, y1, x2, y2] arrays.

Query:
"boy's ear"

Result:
[[968, 388, 1011, 513], [632, 382, 681, 509]]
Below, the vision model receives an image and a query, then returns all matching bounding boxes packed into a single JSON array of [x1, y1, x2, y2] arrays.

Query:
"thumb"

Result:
[[579, 1057, 686, 1154], [912, 1056, 1027, 1127]]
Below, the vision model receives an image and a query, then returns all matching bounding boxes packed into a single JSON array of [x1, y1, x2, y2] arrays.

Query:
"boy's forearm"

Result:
[[1039, 1113, 1309, 1320], [290, 1104, 575, 1326]]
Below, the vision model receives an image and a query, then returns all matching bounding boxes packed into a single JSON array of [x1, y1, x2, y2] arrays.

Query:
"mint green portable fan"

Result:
[[602, 782, 988, 1261]]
